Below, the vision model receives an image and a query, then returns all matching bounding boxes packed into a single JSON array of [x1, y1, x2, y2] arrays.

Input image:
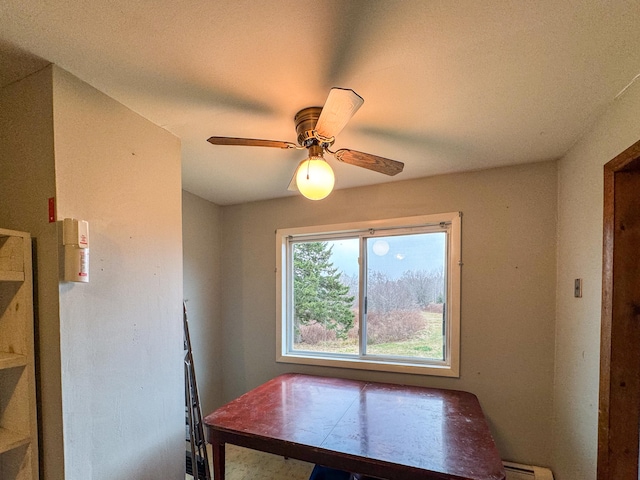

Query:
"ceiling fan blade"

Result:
[[207, 136, 297, 149], [315, 88, 364, 139], [333, 149, 404, 176]]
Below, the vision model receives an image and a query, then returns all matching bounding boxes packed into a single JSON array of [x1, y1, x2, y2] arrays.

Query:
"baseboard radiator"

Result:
[[503, 461, 554, 480]]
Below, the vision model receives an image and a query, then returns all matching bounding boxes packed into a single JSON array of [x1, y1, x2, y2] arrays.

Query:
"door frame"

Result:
[[598, 139, 640, 479]]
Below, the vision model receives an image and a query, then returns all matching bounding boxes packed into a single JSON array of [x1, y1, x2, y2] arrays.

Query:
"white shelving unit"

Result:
[[0, 228, 38, 479]]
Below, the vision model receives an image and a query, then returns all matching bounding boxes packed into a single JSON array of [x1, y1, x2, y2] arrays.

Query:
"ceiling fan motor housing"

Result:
[[295, 107, 328, 148]]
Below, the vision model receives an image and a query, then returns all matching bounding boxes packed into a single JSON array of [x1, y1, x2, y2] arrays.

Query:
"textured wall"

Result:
[[52, 66, 184, 480], [0, 65, 65, 479], [217, 160, 557, 466], [182, 190, 224, 414], [554, 79, 640, 479]]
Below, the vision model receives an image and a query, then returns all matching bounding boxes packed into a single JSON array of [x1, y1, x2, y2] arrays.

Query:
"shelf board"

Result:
[[0, 270, 24, 282], [0, 427, 30, 454], [0, 352, 27, 370]]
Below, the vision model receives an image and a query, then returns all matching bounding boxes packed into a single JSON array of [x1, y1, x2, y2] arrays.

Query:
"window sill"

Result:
[[276, 352, 459, 377]]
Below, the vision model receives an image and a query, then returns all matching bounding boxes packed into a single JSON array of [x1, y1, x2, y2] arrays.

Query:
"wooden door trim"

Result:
[[598, 139, 640, 479]]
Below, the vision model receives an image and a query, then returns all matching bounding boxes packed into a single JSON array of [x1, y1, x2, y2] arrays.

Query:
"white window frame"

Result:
[[276, 212, 461, 377]]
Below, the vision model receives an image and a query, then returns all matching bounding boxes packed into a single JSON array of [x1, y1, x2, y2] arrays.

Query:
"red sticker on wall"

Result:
[[48, 197, 56, 223]]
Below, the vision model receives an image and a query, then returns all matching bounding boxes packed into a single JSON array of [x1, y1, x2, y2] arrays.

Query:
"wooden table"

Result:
[[204, 373, 505, 480]]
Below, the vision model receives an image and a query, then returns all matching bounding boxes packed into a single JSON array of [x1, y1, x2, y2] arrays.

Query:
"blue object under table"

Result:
[[309, 465, 353, 480]]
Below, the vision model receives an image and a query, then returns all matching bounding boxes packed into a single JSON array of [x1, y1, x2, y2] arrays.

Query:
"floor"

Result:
[[186, 446, 538, 480], [187, 443, 314, 480], [185, 445, 540, 480]]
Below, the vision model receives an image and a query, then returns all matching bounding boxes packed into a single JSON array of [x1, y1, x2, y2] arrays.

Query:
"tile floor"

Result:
[[187, 443, 314, 480]]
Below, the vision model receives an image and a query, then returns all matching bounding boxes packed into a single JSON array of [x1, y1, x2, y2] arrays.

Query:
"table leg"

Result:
[[212, 441, 225, 479]]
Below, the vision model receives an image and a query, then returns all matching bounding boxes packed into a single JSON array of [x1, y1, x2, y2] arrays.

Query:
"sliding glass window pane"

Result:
[[365, 233, 446, 360], [291, 238, 359, 355]]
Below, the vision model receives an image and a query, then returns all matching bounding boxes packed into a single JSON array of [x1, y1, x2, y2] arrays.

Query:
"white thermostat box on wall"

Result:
[[63, 218, 89, 283]]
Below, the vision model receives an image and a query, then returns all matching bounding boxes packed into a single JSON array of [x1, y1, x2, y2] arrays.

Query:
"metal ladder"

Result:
[[184, 303, 211, 480]]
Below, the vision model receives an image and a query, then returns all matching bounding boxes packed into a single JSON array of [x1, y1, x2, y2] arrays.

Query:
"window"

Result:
[[276, 212, 461, 377]]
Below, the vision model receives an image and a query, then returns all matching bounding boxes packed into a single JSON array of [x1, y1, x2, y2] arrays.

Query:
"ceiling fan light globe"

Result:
[[296, 157, 335, 200]]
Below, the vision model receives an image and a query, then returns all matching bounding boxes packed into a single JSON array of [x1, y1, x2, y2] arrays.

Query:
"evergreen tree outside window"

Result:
[[293, 242, 355, 341]]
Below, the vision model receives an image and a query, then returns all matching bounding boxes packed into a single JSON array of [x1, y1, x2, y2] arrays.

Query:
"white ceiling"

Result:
[[1, 1, 639, 205]]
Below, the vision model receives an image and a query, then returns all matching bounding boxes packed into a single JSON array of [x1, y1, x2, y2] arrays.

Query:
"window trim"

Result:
[[275, 212, 461, 377]]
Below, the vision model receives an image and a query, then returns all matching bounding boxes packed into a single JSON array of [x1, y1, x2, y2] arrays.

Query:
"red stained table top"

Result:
[[204, 373, 505, 480]]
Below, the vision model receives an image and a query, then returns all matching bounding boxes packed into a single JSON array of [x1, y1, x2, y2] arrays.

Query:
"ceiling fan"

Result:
[[207, 88, 404, 200]]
